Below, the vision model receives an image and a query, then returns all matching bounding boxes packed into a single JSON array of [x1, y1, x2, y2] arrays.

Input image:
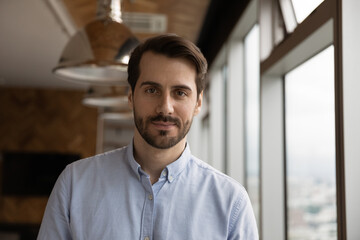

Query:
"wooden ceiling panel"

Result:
[[62, 0, 210, 43], [122, 0, 161, 12], [62, 0, 97, 27]]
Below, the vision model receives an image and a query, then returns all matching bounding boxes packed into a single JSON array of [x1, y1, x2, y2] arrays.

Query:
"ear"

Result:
[[194, 91, 203, 116], [128, 89, 134, 110]]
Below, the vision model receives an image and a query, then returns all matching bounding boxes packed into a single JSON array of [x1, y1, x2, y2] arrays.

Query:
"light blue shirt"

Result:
[[38, 141, 258, 240]]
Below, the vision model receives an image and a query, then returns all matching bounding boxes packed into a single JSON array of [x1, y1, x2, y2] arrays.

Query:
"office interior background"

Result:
[[0, 0, 359, 239]]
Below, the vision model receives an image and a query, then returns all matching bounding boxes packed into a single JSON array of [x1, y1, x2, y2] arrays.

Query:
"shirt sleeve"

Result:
[[228, 189, 259, 240], [37, 165, 72, 240]]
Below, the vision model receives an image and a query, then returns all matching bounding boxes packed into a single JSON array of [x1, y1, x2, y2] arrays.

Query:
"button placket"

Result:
[[140, 175, 155, 240]]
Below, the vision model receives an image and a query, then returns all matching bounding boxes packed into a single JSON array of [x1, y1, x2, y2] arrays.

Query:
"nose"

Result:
[[156, 92, 174, 115]]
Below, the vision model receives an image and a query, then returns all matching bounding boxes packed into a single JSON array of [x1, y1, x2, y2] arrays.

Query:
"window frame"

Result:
[[260, 0, 345, 239]]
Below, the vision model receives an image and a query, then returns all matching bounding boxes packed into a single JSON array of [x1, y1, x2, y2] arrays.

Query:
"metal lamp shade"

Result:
[[82, 85, 130, 110], [53, 17, 139, 85]]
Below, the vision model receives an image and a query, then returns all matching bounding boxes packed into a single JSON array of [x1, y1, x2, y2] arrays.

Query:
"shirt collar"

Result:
[[127, 140, 142, 180], [126, 140, 191, 183], [164, 143, 191, 183]]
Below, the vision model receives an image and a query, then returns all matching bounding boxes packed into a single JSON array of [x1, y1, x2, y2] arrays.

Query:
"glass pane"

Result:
[[291, 0, 324, 23], [244, 25, 260, 225], [285, 46, 337, 240], [209, 69, 225, 172]]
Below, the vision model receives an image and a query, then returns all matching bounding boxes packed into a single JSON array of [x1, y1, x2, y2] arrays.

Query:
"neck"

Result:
[[133, 130, 186, 184]]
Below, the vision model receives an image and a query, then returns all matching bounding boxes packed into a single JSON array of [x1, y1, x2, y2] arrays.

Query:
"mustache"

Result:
[[149, 115, 181, 127]]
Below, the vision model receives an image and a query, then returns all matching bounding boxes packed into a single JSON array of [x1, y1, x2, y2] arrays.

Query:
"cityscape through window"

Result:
[[285, 45, 337, 240]]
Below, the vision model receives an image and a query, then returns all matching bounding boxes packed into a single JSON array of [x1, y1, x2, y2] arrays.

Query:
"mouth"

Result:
[[149, 115, 180, 130], [151, 121, 177, 130]]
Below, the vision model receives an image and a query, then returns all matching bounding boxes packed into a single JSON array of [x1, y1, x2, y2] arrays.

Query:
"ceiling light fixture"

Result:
[[53, 0, 139, 85], [82, 85, 129, 110]]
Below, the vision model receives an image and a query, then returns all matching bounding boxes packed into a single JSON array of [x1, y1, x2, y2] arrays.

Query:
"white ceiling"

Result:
[[0, 0, 87, 90]]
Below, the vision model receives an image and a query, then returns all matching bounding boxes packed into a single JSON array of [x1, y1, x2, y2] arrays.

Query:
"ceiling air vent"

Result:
[[122, 12, 167, 33]]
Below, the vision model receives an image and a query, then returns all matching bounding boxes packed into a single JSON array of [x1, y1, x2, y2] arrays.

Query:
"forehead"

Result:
[[137, 51, 197, 88]]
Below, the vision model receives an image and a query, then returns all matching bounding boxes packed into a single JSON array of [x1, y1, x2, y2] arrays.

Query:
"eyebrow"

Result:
[[140, 81, 162, 88], [140, 81, 193, 92]]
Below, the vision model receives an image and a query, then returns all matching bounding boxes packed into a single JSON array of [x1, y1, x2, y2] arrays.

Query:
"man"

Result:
[[38, 34, 258, 239]]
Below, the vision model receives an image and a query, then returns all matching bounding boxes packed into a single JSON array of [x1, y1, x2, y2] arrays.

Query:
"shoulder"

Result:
[[187, 156, 248, 199], [68, 146, 128, 170], [189, 156, 243, 185], [53, 145, 132, 199], [60, 146, 129, 183]]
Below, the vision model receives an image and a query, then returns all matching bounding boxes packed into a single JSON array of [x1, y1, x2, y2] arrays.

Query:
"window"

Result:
[[259, 0, 341, 238], [291, 0, 324, 23], [285, 45, 337, 240], [244, 24, 261, 225], [209, 69, 226, 172], [279, 0, 325, 34]]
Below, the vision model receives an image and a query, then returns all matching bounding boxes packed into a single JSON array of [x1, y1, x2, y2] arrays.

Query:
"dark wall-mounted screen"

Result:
[[1, 152, 80, 196]]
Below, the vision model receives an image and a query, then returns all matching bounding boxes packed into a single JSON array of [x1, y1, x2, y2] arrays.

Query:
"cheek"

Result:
[[133, 96, 152, 111], [177, 105, 195, 120]]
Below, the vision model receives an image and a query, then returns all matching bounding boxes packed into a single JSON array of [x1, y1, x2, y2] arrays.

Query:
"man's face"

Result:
[[128, 51, 202, 149]]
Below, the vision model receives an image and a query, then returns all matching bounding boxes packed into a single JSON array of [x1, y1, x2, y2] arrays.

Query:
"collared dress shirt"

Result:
[[37, 141, 258, 240]]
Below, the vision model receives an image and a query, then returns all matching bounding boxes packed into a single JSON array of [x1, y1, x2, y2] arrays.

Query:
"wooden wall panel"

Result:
[[0, 87, 97, 158], [0, 197, 48, 224], [0, 86, 98, 225]]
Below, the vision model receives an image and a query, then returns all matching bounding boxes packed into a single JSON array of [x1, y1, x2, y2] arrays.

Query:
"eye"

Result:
[[145, 87, 158, 94], [175, 90, 188, 97]]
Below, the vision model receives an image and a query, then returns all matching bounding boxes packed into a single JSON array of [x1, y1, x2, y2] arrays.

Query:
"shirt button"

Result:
[[168, 175, 173, 181], [144, 237, 150, 240], [148, 194, 153, 200]]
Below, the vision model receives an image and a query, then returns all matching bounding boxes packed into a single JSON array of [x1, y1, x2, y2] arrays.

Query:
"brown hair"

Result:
[[127, 34, 207, 96]]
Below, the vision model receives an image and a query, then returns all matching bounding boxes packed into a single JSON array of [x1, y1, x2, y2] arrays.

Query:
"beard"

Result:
[[133, 109, 193, 149]]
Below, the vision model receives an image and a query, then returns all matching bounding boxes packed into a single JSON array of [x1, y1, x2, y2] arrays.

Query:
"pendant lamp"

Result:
[[53, 0, 139, 85], [82, 85, 129, 110]]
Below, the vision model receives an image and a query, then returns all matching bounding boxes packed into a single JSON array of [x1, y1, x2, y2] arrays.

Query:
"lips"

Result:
[[149, 115, 180, 129], [151, 121, 177, 130]]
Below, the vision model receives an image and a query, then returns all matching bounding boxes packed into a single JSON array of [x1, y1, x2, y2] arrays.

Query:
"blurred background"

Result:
[[0, 0, 359, 239]]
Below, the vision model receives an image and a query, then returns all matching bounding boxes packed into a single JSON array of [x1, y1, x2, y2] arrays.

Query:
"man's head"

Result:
[[127, 34, 208, 150], [127, 34, 207, 97]]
